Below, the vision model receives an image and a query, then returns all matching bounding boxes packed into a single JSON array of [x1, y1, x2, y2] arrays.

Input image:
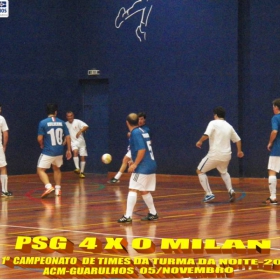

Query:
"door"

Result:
[[80, 78, 109, 174]]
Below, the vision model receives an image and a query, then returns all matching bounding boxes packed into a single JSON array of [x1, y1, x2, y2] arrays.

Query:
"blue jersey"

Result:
[[271, 114, 280, 156], [140, 124, 150, 133], [130, 127, 157, 174], [139, 124, 152, 139], [38, 117, 69, 156], [127, 125, 151, 152]]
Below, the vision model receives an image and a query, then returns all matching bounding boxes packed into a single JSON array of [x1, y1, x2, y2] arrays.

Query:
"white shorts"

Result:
[[0, 147, 7, 167], [197, 156, 229, 174], [125, 150, 131, 159], [71, 145, 88, 156], [129, 173, 156, 191], [37, 154, 63, 169], [268, 156, 280, 173]]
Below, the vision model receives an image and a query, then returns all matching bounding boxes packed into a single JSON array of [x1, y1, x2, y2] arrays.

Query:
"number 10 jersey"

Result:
[[38, 117, 70, 156]]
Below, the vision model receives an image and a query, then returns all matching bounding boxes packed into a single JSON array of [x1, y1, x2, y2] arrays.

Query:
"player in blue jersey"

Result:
[[138, 112, 151, 135], [108, 112, 150, 183], [37, 104, 72, 198], [117, 113, 158, 223], [266, 99, 280, 204]]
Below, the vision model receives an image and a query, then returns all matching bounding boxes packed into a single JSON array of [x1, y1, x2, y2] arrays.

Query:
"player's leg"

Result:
[[79, 147, 88, 178], [108, 152, 131, 183], [134, 174, 158, 221], [118, 172, 147, 223], [80, 156, 86, 175], [72, 149, 80, 174], [37, 167, 50, 185], [37, 154, 54, 198], [268, 169, 277, 204], [52, 156, 63, 196], [197, 156, 216, 202], [119, 155, 131, 174], [267, 156, 280, 204], [117, 188, 136, 223], [139, 173, 158, 221], [217, 161, 235, 202], [220, 172, 235, 202], [0, 166, 8, 196], [52, 165, 62, 196], [141, 191, 158, 220], [0, 148, 11, 196], [125, 189, 137, 219]]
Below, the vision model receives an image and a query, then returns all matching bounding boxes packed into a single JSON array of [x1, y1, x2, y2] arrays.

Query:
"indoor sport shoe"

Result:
[[266, 197, 278, 205], [79, 173, 85, 179], [41, 187, 55, 198], [229, 189, 236, 202], [203, 194, 215, 203], [2, 191, 13, 197], [117, 215, 132, 223], [141, 213, 159, 221], [55, 189, 61, 196], [107, 177, 120, 183], [74, 169, 80, 174]]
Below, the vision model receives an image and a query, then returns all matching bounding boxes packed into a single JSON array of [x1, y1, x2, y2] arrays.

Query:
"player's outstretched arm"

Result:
[[2, 130, 8, 152], [76, 125, 89, 138], [37, 135, 44, 149], [128, 149, 145, 173], [235, 140, 244, 158], [196, 134, 209, 148], [267, 130, 278, 151], [65, 135, 72, 160]]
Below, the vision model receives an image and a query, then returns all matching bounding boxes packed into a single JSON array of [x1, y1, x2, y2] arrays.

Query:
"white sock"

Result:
[[1, 175, 8, 193], [269, 176, 277, 200], [45, 183, 52, 190], [142, 193, 157, 215], [198, 173, 212, 195], [55, 185, 61, 195], [125, 192, 137, 218], [80, 161, 86, 173], [221, 172, 233, 192], [73, 157, 79, 169], [115, 172, 123, 180]]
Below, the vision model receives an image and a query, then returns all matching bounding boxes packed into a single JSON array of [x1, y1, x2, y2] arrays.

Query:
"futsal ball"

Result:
[[101, 153, 112, 164]]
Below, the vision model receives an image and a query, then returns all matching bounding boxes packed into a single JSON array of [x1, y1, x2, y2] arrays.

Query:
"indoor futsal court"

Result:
[[3, 1, 280, 279], [0, 172, 280, 279]]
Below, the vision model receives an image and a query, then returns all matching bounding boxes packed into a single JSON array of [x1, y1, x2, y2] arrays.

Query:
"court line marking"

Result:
[[0, 224, 163, 239]]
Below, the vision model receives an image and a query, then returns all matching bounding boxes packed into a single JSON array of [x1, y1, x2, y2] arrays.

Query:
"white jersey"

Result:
[[204, 119, 240, 161], [0, 116, 8, 149], [66, 119, 88, 148]]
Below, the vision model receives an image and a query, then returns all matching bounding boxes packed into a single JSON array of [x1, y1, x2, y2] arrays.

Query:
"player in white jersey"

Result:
[[65, 111, 89, 178], [196, 106, 244, 203], [0, 105, 12, 197]]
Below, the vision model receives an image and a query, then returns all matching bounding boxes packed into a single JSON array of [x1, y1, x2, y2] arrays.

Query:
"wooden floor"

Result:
[[0, 172, 280, 279]]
